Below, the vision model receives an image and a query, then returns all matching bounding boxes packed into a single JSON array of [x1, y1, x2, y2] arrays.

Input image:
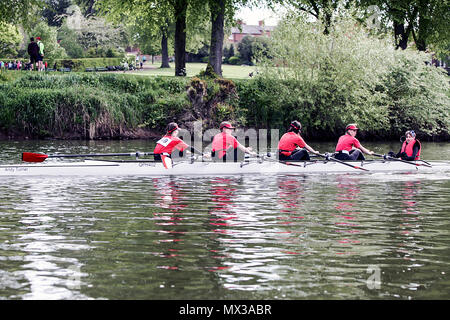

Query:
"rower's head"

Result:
[[219, 121, 235, 133], [288, 121, 302, 134], [405, 130, 416, 142], [166, 122, 179, 136], [345, 124, 358, 137]]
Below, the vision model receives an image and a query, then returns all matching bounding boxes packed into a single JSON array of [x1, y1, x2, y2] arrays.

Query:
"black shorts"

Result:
[[30, 55, 38, 64], [36, 55, 43, 62]]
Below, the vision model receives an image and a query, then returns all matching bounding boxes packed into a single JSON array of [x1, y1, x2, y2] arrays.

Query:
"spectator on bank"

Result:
[[36, 37, 45, 71], [17, 60, 21, 70], [27, 37, 39, 71]]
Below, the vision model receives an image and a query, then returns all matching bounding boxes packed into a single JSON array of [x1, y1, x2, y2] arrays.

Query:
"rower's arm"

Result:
[[237, 142, 256, 155], [360, 145, 374, 155], [189, 146, 204, 155], [304, 144, 319, 154]]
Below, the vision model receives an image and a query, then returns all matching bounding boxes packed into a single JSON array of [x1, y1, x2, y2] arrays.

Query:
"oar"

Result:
[[372, 153, 432, 167], [22, 151, 155, 163], [261, 154, 308, 167], [316, 153, 370, 172]]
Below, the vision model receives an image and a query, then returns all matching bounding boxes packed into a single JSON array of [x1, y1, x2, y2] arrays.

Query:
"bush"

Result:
[[49, 58, 124, 71], [255, 10, 449, 140], [228, 56, 240, 65], [0, 73, 191, 139]]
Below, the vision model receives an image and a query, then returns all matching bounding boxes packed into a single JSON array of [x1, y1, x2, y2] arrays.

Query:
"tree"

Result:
[[208, 0, 226, 75], [0, 23, 23, 57], [207, 0, 257, 76], [237, 35, 254, 64], [60, 5, 130, 53], [41, 0, 73, 26], [357, 0, 450, 53], [0, 0, 43, 25], [173, 0, 188, 76], [97, 0, 209, 76], [58, 20, 84, 58], [281, 0, 353, 34]]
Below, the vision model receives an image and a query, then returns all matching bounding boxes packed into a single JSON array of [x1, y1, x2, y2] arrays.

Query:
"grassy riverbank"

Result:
[[0, 70, 448, 141]]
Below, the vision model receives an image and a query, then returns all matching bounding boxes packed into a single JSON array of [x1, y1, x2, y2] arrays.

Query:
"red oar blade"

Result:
[[22, 152, 49, 163]]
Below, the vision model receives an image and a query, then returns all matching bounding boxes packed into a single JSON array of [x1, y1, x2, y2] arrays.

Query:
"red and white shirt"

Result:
[[154, 135, 189, 155]]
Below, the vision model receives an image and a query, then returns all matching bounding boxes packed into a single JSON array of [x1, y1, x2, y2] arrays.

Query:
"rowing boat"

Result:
[[1, 158, 449, 177]]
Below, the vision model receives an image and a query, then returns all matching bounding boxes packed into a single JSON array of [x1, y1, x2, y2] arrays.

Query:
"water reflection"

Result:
[[334, 176, 362, 252], [5, 179, 90, 299]]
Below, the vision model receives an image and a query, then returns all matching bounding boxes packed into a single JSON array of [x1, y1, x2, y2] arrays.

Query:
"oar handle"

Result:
[[372, 153, 431, 167], [317, 153, 370, 171]]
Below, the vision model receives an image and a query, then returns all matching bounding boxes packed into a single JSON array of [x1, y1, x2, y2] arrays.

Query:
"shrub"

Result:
[[0, 73, 191, 139], [256, 10, 449, 140], [228, 56, 240, 65], [49, 58, 124, 71]]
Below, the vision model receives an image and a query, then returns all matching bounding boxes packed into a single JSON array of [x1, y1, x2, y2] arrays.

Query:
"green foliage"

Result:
[[251, 11, 449, 140], [0, 23, 23, 57], [227, 56, 240, 65], [0, 0, 42, 25], [0, 73, 191, 139], [49, 58, 124, 71], [57, 21, 84, 58]]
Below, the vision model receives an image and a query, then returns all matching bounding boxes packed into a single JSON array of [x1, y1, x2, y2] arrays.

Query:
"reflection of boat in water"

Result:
[[1, 159, 448, 177]]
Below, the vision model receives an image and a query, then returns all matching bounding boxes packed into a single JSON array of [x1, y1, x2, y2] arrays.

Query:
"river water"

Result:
[[0, 140, 449, 300]]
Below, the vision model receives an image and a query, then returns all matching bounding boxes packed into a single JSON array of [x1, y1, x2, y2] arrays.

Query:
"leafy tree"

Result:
[[237, 35, 254, 65], [0, 0, 43, 25], [59, 5, 130, 53], [97, 0, 209, 75], [0, 23, 23, 57], [357, 0, 450, 53], [58, 20, 84, 58], [41, 0, 73, 26], [280, 0, 353, 34], [207, 0, 259, 75]]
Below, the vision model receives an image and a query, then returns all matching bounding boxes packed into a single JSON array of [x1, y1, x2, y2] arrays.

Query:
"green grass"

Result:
[[127, 62, 257, 79]]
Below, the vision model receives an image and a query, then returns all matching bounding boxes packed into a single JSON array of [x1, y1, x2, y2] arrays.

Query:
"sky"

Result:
[[235, 6, 285, 26]]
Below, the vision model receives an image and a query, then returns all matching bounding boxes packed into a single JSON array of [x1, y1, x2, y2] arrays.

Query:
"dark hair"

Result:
[[166, 122, 179, 134], [30, 37, 34, 42], [287, 120, 302, 134]]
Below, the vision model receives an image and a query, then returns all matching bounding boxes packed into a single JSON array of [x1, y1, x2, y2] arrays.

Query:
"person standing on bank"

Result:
[[278, 121, 319, 161], [27, 37, 39, 71], [36, 37, 45, 71], [335, 124, 374, 161], [388, 130, 421, 161], [211, 121, 256, 161]]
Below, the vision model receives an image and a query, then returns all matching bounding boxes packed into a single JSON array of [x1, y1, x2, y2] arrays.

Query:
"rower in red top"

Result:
[[388, 130, 421, 161], [154, 122, 205, 168], [211, 121, 256, 161], [335, 124, 374, 161], [278, 121, 319, 161]]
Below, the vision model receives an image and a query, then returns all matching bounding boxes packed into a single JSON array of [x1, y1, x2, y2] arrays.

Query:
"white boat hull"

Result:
[[1, 159, 449, 177]]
